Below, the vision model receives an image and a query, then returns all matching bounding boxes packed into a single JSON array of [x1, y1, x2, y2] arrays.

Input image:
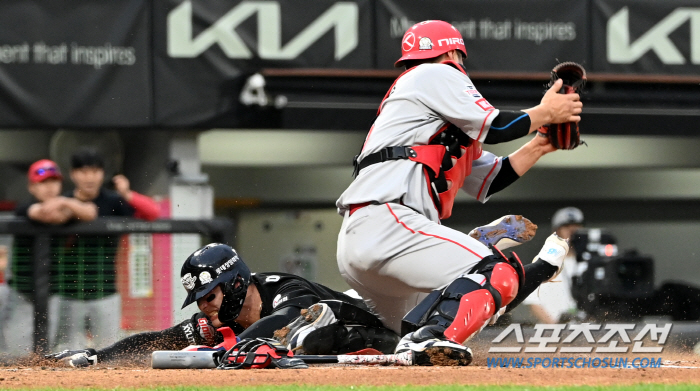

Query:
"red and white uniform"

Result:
[[336, 63, 507, 333]]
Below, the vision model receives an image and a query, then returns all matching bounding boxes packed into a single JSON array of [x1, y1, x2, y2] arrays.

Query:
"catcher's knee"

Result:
[[490, 261, 520, 307], [480, 250, 525, 307]]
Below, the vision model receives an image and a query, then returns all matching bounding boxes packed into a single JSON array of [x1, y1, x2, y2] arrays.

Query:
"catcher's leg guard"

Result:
[[401, 252, 525, 345], [401, 276, 484, 336], [444, 260, 521, 344], [443, 287, 497, 344]]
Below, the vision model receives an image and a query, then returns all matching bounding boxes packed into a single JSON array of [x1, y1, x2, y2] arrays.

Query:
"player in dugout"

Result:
[[49, 149, 161, 352], [47, 243, 400, 367], [4, 159, 98, 355]]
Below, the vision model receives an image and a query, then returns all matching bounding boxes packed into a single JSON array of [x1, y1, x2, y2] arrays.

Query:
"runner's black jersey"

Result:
[[252, 272, 367, 318], [182, 273, 367, 345], [95, 272, 368, 360]]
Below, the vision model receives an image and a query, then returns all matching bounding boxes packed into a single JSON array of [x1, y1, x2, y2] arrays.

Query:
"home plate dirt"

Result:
[[1, 352, 699, 389]]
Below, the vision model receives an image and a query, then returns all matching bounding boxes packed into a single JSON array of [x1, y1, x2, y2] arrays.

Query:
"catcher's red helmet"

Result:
[[395, 20, 467, 68]]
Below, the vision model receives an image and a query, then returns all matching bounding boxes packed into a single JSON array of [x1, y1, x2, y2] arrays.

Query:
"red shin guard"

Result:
[[443, 289, 496, 344]]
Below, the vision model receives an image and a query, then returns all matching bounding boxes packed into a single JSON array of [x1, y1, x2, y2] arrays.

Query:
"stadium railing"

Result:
[[0, 217, 235, 353]]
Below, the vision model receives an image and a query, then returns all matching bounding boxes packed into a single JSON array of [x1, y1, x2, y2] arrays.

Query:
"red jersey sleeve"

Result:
[[129, 191, 160, 221]]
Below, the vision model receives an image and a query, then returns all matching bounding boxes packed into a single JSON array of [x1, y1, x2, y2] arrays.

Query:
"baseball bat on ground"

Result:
[[151, 351, 220, 369], [297, 351, 413, 365], [151, 350, 414, 369]]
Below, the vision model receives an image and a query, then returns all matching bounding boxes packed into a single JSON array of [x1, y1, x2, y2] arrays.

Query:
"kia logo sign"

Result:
[[608, 6, 700, 65], [168, 1, 359, 60], [402, 32, 415, 51]]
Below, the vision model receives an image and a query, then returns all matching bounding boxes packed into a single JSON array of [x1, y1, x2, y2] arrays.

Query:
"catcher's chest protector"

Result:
[[409, 127, 476, 220], [361, 61, 481, 219]]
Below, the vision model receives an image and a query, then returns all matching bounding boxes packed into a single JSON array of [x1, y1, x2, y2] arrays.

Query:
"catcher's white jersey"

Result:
[[336, 63, 504, 221], [336, 63, 508, 332]]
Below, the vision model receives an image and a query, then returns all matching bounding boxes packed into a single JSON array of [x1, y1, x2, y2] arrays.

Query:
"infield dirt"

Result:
[[1, 352, 698, 389]]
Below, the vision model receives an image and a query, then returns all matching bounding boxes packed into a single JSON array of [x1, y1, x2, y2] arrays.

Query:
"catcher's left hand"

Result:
[[538, 62, 586, 150], [45, 348, 98, 367]]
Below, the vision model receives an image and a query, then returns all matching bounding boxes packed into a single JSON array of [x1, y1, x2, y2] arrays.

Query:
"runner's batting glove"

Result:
[[45, 348, 98, 367]]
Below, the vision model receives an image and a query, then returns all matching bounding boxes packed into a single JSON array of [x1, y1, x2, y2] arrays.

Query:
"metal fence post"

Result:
[[32, 233, 51, 353]]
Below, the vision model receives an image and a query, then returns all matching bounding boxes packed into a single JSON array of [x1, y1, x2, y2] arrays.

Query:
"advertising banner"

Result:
[[375, 0, 589, 72], [593, 0, 700, 75], [1, 0, 697, 128], [0, 0, 152, 127], [153, 0, 372, 126]]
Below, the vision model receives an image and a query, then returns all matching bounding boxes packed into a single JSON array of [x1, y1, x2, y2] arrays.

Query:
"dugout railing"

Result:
[[0, 217, 235, 353]]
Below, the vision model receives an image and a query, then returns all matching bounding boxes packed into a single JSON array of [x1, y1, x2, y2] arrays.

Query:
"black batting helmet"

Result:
[[180, 243, 252, 324]]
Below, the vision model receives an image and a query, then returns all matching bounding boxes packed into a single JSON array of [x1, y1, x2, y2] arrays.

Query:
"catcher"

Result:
[[47, 243, 399, 366], [337, 20, 584, 366]]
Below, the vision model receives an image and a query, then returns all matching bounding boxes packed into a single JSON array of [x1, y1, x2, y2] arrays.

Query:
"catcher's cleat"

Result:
[[395, 326, 472, 366], [469, 215, 537, 250], [274, 303, 337, 352]]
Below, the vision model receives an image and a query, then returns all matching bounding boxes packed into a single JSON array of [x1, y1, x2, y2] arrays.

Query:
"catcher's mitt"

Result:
[[538, 62, 586, 150]]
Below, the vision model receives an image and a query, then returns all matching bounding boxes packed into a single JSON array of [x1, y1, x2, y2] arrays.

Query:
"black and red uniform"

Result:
[[94, 273, 369, 361]]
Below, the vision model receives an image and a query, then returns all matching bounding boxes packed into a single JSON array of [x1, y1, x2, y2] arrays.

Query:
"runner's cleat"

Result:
[[273, 303, 337, 352], [469, 215, 537, 250]]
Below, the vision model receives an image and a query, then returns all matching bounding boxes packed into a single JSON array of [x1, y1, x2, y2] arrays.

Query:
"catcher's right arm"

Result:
[[538, 62, 586, 150]]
